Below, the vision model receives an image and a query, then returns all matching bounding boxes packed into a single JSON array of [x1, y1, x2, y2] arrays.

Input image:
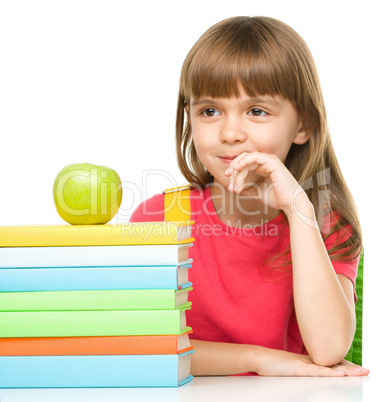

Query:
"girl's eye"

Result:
[[249, 108, 267, 117], [202, 108, 220, 117]]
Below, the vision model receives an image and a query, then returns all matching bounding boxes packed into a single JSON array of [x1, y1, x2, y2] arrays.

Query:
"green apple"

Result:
[[53, 162, 123, 225]]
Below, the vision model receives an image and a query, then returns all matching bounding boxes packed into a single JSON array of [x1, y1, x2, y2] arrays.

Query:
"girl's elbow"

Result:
[[308, 340, 352, 367], [310, 350, 347, 367], [307, 319, 356, 367]]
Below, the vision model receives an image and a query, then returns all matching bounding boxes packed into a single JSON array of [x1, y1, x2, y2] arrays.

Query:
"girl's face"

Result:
[[188, 85, 311, 191]]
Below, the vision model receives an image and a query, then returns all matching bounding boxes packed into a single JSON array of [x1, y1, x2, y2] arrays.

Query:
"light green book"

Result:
[[0, 307, 191, 337], [0, 288, 192, 311]]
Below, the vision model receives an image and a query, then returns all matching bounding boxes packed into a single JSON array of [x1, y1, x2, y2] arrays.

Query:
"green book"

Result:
[[0, 307, 191, 337], [0, 288, 193, 311]]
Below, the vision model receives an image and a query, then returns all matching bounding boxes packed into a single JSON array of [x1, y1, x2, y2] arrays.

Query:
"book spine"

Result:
[[0, 222, 194, 247], [0, 353, 194, 388], [0, 289, 193, 311], [0, 266, 192, 292], [0, 244, 193, 268], [0, 310, 191, 337], [0, 332, 194, 356]]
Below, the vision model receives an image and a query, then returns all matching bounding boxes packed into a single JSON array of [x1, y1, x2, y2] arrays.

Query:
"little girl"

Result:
[[131, 16, 369, 377]]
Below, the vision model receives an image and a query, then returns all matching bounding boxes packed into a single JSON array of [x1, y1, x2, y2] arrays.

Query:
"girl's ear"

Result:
[[293, 119, 312, 145]]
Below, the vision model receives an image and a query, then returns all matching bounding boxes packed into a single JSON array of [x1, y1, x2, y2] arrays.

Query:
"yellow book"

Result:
[[0, 221, 194, 247]]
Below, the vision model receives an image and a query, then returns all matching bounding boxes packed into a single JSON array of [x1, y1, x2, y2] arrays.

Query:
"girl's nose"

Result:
[[219, 118, 247, 143]]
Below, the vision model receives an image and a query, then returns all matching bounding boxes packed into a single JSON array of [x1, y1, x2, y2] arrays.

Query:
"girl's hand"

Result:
[[225, 151, 306, 215], [255, 348, 370, 377]]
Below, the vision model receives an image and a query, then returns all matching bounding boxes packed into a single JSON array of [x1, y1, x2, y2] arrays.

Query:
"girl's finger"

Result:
[[234, 162, 259, 193], [299, 364, 346, 377], [334, 364, 369, 377], [235, 153, 275, 180], [226, 155, 259, 193], [329, 360, 370, 376], [226, 153, 251, 191], [228, 168, 236, 192], [308, 363, 368, 377], [230, 152, 250, 169], [318, 367, 346, 377], [225, 152, 254, 175], [232, 152, 260, 171]]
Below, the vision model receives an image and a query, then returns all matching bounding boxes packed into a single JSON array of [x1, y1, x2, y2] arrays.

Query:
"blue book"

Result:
[[0, 244, 193, 268], [0, 352, 194, 388], [0, 264, 192, 292]]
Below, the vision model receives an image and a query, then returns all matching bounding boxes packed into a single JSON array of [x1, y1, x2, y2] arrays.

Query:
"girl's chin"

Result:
[[209, 180, 228, 193]]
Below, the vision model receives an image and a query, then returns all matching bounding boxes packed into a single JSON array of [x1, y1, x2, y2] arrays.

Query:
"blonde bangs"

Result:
[[180, 17, 300, 104]]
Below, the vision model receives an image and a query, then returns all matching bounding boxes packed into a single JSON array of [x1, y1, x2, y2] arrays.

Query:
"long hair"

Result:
[[175, 16, 362, 262]]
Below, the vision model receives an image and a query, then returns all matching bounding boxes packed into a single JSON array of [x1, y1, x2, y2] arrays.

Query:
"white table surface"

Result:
[[0, 373, 381, 402]]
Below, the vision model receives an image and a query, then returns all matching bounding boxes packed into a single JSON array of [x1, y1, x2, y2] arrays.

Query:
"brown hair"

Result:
[[175, 16, 362, 262]]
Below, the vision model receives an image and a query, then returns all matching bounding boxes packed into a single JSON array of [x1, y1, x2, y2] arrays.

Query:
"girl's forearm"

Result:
[[189, 339, 368, 377], [190, 339, 259, 376], [285, 195, 355, 366]]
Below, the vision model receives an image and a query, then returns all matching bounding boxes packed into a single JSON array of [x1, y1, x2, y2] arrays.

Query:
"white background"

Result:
[[0, 0, 386, 385]]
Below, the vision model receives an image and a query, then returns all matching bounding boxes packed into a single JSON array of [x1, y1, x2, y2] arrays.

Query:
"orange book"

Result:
[[0, 330, 193, 356]]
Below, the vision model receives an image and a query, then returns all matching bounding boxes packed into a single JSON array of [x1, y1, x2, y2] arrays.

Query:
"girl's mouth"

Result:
[[219, 155, 238, 164]]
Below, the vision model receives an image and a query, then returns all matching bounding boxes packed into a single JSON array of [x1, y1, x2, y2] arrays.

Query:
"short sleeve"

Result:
[[322, 212, 360, 300], [329, 250, 359, 290], [130, 193, 165, 222]]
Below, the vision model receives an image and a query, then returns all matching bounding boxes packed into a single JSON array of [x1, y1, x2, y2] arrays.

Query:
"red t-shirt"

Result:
[[130, 185, 359, 356]]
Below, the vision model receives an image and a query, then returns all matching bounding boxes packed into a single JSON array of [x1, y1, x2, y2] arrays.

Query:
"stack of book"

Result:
[[0, 221, 195, 388]]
